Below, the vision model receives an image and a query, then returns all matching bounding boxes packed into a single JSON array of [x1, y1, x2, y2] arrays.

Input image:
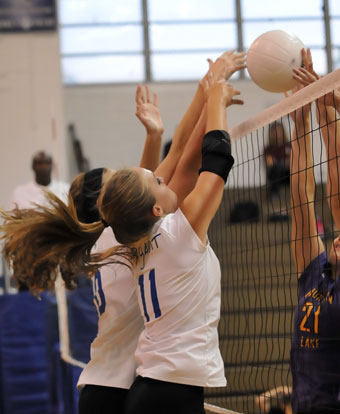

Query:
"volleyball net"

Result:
[[54, 67, 340, 414], [205, 67, 340, 413]]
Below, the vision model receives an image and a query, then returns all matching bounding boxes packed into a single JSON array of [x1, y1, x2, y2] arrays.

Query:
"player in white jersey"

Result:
[[71, 169, 144, 414], [74, 84, 164, 413], [0, 53, 246, 414], [121, 74, 243, 414], [73, 72, 242, 414], [71, 53, 246, 414], [70, 65, 233, 413], [133, 208, 225, 386]]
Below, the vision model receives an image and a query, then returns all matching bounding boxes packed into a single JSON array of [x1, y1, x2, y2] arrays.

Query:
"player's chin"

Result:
[[170, 194, 179, 213], [329, 251, 339, 267]]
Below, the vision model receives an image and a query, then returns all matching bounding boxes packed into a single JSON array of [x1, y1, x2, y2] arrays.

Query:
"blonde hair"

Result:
[[0, 168, 159, 295], [69, 172, 85, 215], [98, 168, 158, 244]]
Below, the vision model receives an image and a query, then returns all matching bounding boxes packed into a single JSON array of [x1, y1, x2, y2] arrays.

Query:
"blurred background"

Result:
[[0, 2, 340, 413], [1, 0, 340, 209]]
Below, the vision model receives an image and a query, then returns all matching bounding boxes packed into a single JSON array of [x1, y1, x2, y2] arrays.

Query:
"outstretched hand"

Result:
[[292, 48, 319, 85], [293, 48, 340, 109], [284, 48, 315, 124], [206, 50, 247, 82], [201, 70, 243, 108], [135, 84, 164, 135]]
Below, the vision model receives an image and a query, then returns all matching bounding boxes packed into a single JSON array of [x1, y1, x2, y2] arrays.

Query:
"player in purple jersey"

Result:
[[287, 49, 340, 414]]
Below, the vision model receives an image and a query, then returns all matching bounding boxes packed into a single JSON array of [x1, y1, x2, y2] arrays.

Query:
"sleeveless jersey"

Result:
[[133, 208, 226, 387], [291, 252, 340, 412], [77, 228, 144, 389]]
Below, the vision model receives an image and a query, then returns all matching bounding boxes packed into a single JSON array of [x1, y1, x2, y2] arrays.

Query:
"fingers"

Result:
[[209, 50, 247, 77], [145, 84, 152, 103], [234, 63, 247, 71], [293, 66, 317, 86], [300, 48, 319, 80], [136, 83, 145, 105], [306, 48, 314, 72], [231, 87, 241, 96], [136, 83, 159, 107], [153, 92, 158, 107], [230, 99, 244, 105], [301, 48, 308, 68], [233, 51, 247, 62], [219, 51, 234, 59], [135, 83, 142, 104], [306, 48, 319, 79], [292, 72, 309, 86], [135, 105, 142, 120]]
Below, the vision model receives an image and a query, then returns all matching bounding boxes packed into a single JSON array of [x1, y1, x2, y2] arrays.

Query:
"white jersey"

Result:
[[77, 228, 144, 389], [8, 180, 69, 210], [133, 208, 226, 387]]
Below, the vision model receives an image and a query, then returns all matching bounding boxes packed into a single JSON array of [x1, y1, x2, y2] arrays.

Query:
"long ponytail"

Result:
[[0, 191, 108, 295]]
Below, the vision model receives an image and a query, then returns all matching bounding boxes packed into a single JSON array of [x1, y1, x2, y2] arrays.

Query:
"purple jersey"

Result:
[[291, 253, 340, 413]]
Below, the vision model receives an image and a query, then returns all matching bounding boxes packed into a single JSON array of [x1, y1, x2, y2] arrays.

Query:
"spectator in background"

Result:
[[162, 139, 172, 160], [8, 151, 69, 210], [8, 151, 69, 291], [264, 122, 291, 201]]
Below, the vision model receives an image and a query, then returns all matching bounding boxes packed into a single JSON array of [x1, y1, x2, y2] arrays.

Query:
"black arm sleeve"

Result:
[[198, 130, 234, 183]]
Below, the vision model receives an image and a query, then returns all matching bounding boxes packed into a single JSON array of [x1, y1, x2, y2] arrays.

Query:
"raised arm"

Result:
[[167, 106, 207, 205], [180, 74, 241, 243], [317, 96, 340, 231], [155, 50, 246, 184], [289, 100, 323, 276], [289, 49, 325, 276], [135, 84, 163, 171], [293, 50, 340, 231]]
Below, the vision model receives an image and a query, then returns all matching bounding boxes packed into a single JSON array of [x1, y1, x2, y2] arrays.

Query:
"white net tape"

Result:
[[231, 67, 340, 141]]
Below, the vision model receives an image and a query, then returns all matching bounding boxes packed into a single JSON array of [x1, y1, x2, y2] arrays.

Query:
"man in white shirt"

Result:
[[8, 151, 69, 210], [7, 151, 69, 291]]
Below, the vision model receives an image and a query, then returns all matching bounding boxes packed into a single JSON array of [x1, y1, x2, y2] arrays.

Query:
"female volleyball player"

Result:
[[288, 49, 340, 414], [75, 83, 163, 414], [75, 78, 210, 413], [0, 70, 242, 414], [1, 51, 245, 414], [123, 74, 242, 414], [69, 53, 246, 414]]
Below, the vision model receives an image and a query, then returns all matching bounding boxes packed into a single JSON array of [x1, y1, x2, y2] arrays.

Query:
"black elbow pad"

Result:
[[199, 130, 234, 183]]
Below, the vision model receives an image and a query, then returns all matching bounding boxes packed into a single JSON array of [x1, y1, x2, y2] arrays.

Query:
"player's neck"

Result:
[[35, 177, 51, 186]]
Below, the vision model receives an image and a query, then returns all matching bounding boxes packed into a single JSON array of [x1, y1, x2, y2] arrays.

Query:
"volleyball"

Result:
[[246, 30, 305, 93]]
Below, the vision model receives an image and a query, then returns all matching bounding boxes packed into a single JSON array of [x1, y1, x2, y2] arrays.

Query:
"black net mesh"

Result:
[[206, 73, 340, 414]]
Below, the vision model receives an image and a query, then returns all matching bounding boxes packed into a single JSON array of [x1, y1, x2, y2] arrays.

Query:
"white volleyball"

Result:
[[247, 30, 305, 93]]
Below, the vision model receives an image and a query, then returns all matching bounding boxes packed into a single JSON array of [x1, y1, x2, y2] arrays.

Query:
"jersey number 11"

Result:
[[138, 269, 161, 322]]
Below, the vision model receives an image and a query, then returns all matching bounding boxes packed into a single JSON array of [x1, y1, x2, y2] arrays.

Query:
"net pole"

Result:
[[54, 271, 86, 369]]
